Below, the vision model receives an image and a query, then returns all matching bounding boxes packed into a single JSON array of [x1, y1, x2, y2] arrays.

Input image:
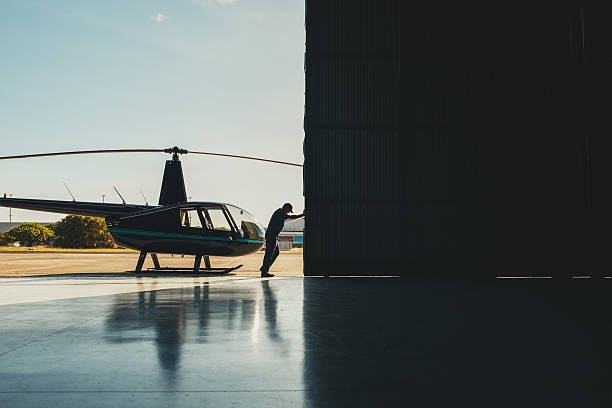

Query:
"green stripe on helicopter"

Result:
[[108, 227, 264, 244]]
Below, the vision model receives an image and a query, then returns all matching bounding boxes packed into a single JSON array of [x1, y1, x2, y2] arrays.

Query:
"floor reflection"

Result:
[[302, 278, 612, 407], [262, 280, 280, 343], [104, 279, 287, 387], [5, 277, 612, 406]]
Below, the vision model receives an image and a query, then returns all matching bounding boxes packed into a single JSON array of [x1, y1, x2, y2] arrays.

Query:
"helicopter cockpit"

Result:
[[226, 204, 265, 241], [179, 204, 264, 241]]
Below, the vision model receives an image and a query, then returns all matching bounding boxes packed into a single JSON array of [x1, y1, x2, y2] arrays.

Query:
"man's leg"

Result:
[[262, 239, 280, 277], [270, 241, 280, 266], [260, 235, 277, 273], [260, 245, 272, 273]]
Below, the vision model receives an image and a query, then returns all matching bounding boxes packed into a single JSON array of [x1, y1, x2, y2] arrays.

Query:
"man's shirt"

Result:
[[266, 208, 289, 237]]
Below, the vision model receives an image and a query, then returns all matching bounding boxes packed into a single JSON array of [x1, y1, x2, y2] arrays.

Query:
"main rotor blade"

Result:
[[0, 149, 165, 160], [187, 151, 303, 167], [0, 148, 304, 167]]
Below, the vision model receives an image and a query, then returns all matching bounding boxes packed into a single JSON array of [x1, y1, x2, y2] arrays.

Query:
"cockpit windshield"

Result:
[[226, 205, 265, 240]]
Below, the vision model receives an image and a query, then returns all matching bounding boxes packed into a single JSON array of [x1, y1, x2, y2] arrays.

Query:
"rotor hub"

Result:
[[164, 146, 188, 161]]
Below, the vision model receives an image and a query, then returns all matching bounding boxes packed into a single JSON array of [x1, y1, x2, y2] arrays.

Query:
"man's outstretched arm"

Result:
[[287, 211, 305, 220]]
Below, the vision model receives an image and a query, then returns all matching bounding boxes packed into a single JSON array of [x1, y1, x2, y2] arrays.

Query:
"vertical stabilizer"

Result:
[[158, 159, 187, 205]]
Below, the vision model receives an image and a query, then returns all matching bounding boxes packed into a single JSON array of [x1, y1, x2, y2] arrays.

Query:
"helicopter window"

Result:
[[226, 205, 265, 240], [204, 208, 232, 232], [181, 209, 203, 228]]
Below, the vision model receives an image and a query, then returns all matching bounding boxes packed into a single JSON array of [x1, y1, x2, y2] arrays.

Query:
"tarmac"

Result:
[[0, 251, 304, 278], [1, 252, 612, 407]]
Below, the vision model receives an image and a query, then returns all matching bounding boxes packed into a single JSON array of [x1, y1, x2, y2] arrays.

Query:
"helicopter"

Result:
[[0, 146, 302, 273]]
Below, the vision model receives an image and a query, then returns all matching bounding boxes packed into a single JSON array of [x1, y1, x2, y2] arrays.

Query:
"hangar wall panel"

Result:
[[304, 2, 611, 276]]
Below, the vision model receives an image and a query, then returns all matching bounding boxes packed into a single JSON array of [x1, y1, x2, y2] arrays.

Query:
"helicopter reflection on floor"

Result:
[[103, 279, 296, 387], [4, 277, 612, 406]]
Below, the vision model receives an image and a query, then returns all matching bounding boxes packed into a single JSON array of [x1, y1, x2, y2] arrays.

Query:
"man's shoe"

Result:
[[261, 272, 274, 278]]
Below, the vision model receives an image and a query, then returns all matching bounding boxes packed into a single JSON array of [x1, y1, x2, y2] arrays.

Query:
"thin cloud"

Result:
[[149, 13, 170, 24]]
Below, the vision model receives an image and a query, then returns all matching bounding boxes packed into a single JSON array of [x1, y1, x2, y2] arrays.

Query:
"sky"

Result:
[[0, 0, 305, 225]]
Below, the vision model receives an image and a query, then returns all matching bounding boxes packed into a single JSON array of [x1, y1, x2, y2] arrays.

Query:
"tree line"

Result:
[[0, 216, 115, 248]]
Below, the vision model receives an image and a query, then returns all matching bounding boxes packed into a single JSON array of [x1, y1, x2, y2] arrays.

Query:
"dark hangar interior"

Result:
[[303, 2, 611, 277]]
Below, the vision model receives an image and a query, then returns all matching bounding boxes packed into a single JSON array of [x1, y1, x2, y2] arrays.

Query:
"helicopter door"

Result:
[[201, 207, 234, 238], [181, 209, 204, 231], [196, 209, 210, 230]]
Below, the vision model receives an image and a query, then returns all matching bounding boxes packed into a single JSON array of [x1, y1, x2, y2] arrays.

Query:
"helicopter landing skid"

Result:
[[133, 251, 242, 274]]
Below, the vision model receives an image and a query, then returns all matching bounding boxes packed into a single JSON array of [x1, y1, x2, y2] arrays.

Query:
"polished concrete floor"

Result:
[[1, 276, 612, 407]]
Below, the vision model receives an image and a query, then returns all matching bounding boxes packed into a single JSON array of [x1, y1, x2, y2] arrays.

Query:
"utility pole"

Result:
[[101, 194, 106, 203], [8, 194, 12, 223]]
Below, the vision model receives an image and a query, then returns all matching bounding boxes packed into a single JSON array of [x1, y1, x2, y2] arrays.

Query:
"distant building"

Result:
[[278, 218, 304, 250], [263, 218, 304, 250]]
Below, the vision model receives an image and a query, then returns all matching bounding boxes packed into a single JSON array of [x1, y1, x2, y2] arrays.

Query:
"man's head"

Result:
[[282, 203, 293, 214]]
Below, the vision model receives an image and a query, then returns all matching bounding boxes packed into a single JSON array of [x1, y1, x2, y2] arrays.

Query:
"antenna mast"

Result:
[[140, 191, 149, 206], [62, 182, 76, 202], [113, 186, 126, 205]]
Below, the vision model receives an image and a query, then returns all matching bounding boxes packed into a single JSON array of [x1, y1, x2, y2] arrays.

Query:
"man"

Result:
[[260, 203, 304, 277]]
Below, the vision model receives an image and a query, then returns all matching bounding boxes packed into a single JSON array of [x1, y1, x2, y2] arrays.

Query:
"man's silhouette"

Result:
[[260, 203, 304, 277]]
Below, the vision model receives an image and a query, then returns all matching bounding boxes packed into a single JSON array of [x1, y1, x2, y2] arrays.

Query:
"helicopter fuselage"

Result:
[[106, 202, 265, 256], [0, 197, 265, 257]]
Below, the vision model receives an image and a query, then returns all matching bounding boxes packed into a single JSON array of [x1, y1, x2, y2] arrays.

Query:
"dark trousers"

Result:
[[260, 234, 280, 273]]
